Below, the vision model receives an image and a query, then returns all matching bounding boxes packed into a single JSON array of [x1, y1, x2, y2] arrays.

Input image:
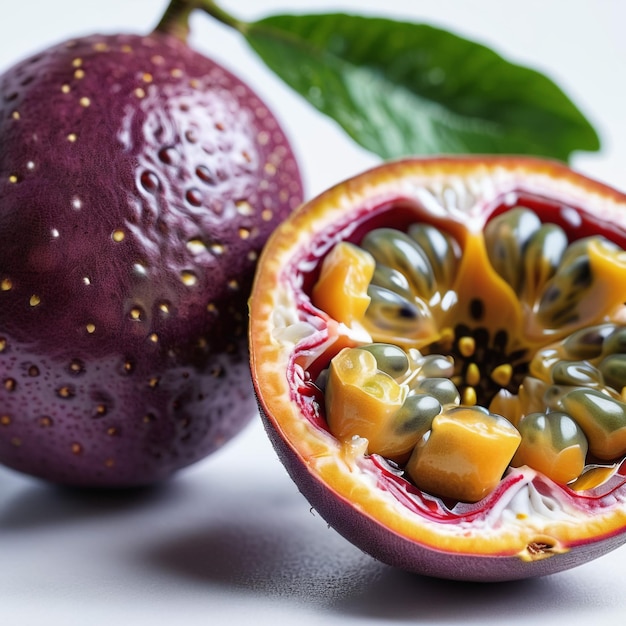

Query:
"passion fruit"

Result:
[[249, 156, 626, 581], [0, 29, 302, 486]]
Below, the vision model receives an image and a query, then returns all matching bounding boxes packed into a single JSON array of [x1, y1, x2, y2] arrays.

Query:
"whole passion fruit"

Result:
[[0, 30, 302, 486], [249, 156, 626, 582]]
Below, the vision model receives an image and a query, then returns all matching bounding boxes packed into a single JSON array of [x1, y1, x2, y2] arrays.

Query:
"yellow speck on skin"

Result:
[[74, 69, 85, 79], [80, 97, 91, 107], [58, 386, 71, 397], [134, 87, 146, 99], [180, 271, 197, 287], [235, 200, 253, 216], [67, 133, 77, 142]]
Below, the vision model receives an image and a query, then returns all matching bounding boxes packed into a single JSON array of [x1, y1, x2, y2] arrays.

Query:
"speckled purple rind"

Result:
[[259, 408, 626, 581], [0, 32, 303, 486]]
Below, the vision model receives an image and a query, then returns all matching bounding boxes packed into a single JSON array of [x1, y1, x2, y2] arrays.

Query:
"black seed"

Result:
[[469, 298, 484, 321], [541, 285, 560, 304], [493, 330, 508, 351], [572, 258, 592, 287], [399, 305, 418, 319], [508, 348, 528, 364]]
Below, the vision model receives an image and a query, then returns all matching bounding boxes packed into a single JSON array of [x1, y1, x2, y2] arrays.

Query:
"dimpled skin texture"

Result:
[[0, 32, 303, 486]]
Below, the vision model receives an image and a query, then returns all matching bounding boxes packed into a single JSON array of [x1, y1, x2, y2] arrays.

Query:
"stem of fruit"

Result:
[[155, 0, 193, 40], [156, 0, 248, 40]]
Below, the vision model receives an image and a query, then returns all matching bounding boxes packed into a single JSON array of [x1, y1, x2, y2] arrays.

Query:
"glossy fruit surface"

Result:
[[250, 156, 626, 581], [0, 31, 302, 486]]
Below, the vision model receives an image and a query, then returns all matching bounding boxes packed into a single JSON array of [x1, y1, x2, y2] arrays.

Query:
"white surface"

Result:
[[1, 1, 626, 625]]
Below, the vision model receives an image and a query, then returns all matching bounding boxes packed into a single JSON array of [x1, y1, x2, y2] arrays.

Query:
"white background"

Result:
[[1, 1, 626, 624]]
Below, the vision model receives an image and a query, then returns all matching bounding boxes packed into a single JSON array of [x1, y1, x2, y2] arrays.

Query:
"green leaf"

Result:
[[243, 12, 600, 161]]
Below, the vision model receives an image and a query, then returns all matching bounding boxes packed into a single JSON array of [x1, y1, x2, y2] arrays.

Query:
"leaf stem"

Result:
[[155, 0, 248, 40], [197, 0, 248, 34]]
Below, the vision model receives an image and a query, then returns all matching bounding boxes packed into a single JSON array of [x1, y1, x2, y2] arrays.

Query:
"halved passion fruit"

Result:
[[249, 156, 626, 581]]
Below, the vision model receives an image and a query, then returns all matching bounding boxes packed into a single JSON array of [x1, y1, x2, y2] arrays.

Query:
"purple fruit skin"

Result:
[[260, 411, 626, 581], [0, 32, 303, 486]]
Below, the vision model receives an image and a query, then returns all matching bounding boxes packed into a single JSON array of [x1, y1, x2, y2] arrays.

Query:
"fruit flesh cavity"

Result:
[[315, 207, 626, 502], [249, 157, 626, 580]]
